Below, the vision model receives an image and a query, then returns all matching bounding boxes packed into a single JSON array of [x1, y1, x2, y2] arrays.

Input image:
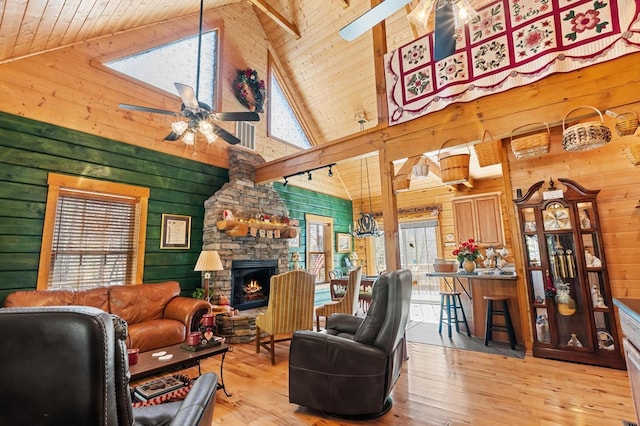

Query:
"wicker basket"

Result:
[[615, 112, 639, 137], [473, 130, 503, 167], [625, 143, 640, 166], [510, 122, 550, 159], [438, 138, 470, 184], [562, 106, 612, 152]]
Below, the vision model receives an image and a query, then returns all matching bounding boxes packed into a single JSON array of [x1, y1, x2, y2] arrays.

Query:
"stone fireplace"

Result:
[[201, 147, 291, 310]]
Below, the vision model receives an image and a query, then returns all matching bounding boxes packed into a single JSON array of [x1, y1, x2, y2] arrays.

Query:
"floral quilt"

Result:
[[385, 0, 640, 125]]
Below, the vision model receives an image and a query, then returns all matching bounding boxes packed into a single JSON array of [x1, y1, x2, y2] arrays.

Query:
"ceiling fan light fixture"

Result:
[[182, 131, 196, 146], [452, 0, 479, 28], [198, 120, 218, 143], [171, 121, 189, 136], [407, 0, 435, 29]]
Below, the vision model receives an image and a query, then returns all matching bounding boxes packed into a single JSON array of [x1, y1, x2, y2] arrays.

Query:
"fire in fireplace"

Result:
[[230, 259, 278, 310]]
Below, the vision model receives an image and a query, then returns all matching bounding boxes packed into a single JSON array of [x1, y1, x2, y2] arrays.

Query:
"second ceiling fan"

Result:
[[119, 0, 258, 145]]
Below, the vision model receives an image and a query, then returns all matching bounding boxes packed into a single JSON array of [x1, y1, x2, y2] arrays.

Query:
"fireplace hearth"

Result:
[[231, 259, 278, 310]]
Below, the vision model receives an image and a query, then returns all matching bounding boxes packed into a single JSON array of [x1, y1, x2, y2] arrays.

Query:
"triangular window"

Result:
[[105, 30, 218, 107], [268, 71, 312, 149]]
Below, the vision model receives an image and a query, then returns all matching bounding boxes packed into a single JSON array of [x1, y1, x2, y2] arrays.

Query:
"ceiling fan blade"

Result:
[[215, 112, 260, 122], [174, 83, 200, 109], [339, 0, 412, 41], [213, 124, 241, 145], [119, 103, 179, 117], [433, 2, 456, 62], [164, 131, 181, 141]]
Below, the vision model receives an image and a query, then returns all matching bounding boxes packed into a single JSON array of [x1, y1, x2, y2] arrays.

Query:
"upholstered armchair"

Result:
[[316, 266, 362, 331], [289, 269, 412, 418], [0, 306, 217, 426], [255, 270, 316, 364]]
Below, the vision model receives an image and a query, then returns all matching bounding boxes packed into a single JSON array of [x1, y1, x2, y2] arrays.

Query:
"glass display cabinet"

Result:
[[515, 178, 625, 369]]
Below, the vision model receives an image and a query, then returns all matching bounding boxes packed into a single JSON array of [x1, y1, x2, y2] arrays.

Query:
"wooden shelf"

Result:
[[216, 220, 296, 238]]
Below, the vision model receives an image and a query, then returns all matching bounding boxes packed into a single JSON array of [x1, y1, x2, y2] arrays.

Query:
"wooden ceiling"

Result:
[[0, 0, 496, 202]]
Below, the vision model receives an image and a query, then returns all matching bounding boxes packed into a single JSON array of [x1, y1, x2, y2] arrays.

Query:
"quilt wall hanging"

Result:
[[385, 0, 640, 125]]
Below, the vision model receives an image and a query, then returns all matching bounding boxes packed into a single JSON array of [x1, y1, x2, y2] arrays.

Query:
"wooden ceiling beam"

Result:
[[248, 0, 301, 39]]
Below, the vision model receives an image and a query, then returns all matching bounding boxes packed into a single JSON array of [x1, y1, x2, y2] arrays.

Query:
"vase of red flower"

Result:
[[452, 238, 481, 274]]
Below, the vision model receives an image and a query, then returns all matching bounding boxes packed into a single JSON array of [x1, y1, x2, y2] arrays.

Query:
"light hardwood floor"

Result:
[[182, 340, 636, 426]]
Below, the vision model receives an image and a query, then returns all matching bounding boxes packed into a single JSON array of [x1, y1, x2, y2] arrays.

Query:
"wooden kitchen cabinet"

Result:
[[452, 193, 504, 247]]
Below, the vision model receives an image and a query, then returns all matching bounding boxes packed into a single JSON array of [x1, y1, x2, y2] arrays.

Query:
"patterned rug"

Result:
[[405, 320, 525, 359]]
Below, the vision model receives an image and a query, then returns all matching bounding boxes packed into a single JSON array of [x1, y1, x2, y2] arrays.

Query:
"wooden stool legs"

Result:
[[438, 291, 471, 338], [484, 296, 517, 350]]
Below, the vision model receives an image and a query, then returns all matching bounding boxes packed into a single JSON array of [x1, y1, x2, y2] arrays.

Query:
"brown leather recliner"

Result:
[[289, 269, 412, 419], [0, 306, 217, 426]]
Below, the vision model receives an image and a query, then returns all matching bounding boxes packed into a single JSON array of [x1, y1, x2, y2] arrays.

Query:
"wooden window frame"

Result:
[[37, 174, 149, 290]]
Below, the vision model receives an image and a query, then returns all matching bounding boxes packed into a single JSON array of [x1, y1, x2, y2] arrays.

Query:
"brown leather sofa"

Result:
[[4, 281, 210, 352]]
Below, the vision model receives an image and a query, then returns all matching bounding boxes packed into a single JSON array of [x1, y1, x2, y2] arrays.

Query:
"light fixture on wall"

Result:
[[194, 250, 224, 302], [351, 157, 383, 238]]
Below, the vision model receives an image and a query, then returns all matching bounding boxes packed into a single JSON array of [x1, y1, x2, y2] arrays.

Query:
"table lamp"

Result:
[[194, 250, 224, 302]]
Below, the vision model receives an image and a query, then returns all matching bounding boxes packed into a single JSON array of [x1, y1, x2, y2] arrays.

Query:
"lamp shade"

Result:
[[194, 250, 224, 272]]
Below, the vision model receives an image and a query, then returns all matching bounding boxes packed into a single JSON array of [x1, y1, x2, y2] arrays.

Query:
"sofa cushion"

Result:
[[128, 319, 186, 352], [4, 287, 110, 312], [110, 281, 180, 325]]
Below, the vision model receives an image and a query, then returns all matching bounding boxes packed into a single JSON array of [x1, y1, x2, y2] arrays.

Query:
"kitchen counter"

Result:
[[427, 271, 522, 344]]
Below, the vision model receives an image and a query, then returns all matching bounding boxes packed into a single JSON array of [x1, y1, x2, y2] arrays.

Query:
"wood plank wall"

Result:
[[275, 183, 353, 273], [0, 112, 228, 303]]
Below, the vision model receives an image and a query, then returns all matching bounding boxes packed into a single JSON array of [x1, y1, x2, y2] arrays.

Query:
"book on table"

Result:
[[134, 375, 186, 401]]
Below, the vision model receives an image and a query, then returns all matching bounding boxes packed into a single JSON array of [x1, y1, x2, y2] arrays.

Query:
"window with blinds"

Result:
[[49, 192, 138, 289], [38, 174, 149, 290]]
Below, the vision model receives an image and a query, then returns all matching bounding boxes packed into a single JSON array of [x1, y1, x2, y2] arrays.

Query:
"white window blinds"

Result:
[[49, 191, 139, 290]]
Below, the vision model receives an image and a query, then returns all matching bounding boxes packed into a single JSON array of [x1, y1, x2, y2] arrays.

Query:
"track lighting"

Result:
[[282, 163, 336, 187]]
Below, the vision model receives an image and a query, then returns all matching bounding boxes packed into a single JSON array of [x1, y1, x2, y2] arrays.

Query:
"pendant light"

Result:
[[352, 157, 383, 238]]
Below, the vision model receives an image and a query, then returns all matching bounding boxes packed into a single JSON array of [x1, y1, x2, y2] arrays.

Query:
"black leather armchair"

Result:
[[0, 306, 217, 426], [289, 269, 412, 418]]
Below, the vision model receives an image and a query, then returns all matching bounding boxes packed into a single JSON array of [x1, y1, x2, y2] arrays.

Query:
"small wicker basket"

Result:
[[510, 122, 550, 159], [625, 143, 640, 166], [438, 138, 470, 184], [615, 112, 639, 137], [562, 106, 612, 152], [473, 130, 503, 167]]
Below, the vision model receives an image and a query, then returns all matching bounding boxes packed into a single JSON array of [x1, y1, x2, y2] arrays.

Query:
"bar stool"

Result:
[[438, 291, 471, 338], [483, 295, 517, 349]]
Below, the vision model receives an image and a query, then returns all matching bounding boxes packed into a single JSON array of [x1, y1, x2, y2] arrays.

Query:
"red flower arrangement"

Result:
[[452, 238, 481, 263], [234, 68, 267, 113]]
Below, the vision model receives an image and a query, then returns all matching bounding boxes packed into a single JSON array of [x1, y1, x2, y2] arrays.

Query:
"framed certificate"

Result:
[[160, 214, 191, 249]]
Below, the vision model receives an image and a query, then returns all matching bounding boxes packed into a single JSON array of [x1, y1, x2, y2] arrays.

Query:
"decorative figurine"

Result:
[[567, 333, 583, 347], [580, 209, 591, 229], [591, 284, 608, 308]]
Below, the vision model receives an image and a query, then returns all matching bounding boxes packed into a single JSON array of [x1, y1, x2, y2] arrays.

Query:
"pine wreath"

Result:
[[234, 68, 267, 113]]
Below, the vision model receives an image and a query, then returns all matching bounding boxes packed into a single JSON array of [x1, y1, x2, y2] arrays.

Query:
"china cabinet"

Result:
[[515, 178, 625, 369]]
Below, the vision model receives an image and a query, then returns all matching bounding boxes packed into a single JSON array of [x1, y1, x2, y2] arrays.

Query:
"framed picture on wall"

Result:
[[160, 214, 191, 249], [336, 233, 352, 253], [289, 227, 301, 248]]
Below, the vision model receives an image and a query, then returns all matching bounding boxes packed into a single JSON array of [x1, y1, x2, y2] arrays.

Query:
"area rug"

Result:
[[405, 320, 525, 359]]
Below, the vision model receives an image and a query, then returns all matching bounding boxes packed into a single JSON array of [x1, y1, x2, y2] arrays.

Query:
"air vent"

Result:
[[236, 122, 256, 150]]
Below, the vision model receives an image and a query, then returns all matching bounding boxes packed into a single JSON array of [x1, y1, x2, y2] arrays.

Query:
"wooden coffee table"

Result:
[[129, 342, 231, 396]]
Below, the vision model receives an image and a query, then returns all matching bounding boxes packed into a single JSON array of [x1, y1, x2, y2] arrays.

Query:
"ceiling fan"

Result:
[[118, 0, 259, 146], [339, 0, 478, 62]]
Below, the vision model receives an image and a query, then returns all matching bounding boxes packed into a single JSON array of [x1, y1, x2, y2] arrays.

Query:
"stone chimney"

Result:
[[202, 146, 290, 303]]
